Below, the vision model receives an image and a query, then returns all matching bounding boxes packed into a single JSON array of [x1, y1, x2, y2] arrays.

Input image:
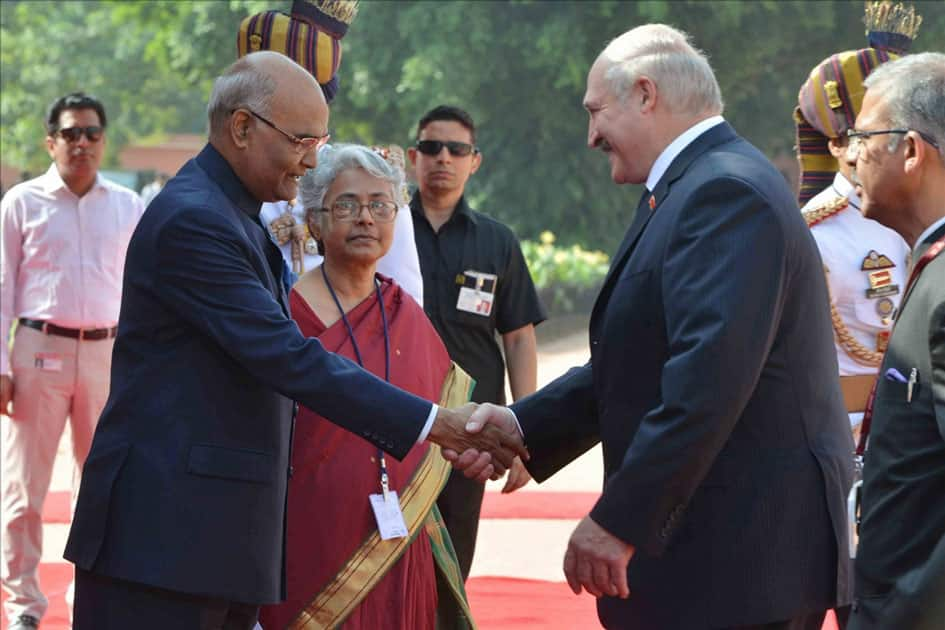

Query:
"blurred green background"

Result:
[[2, 0, 943, 258]]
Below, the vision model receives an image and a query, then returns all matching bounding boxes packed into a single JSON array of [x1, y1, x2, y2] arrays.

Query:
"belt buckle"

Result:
[[41, 321, 50, 335], [79, 328, 86, 341]]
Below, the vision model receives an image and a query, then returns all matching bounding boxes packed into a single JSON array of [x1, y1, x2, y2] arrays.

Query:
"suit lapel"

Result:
[[591, 122, 738, 324], [591, 190, 655, 325]]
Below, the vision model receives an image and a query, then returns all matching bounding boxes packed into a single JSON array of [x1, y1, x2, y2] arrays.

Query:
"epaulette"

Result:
[[803, 196, 849, 228]]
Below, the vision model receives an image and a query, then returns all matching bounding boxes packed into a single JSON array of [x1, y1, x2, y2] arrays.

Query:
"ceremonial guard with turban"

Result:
[[794, 0, 922, 437], [238, 0, 424, 304]]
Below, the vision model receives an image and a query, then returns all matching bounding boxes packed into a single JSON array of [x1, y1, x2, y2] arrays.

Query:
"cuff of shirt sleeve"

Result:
[[417, 404, 438, 443], [507, 407, 525, 439]]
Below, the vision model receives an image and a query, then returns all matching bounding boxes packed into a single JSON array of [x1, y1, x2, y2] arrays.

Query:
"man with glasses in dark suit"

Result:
[[408, 105, 546, 579], [63, 55, 526, 629], [843, 51, 945, 630], [0, 92, 144, 630]]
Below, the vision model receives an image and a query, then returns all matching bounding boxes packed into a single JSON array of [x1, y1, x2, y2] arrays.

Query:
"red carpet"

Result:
[[2, 564, 840, 629], [42, 491, 71, 524], [466, 578, 840, 629], [481, 491, 598, 520], [6, 490, 838, 630]]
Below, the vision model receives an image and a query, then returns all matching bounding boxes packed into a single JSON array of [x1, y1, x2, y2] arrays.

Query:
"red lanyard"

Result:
[[856, 235, 945, 456]]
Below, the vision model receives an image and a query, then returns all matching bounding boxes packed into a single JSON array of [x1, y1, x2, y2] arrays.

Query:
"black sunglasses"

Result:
[[54, 126, 104, 143], [415, 139, 478, 157]]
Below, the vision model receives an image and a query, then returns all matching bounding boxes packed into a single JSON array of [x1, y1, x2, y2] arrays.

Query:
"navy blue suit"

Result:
[[512, 123, 855, 628], [64, 145, 432, 606]]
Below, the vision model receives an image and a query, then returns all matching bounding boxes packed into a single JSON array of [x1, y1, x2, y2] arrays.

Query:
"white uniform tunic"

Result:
[[803, 173, 910, 426]]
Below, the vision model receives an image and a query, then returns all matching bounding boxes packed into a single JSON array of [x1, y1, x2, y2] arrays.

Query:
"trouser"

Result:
[[1, 325, 113, 621], [74, 568, 259, 630], [720, 610, 828, 630], [436, 469, 486, 580]]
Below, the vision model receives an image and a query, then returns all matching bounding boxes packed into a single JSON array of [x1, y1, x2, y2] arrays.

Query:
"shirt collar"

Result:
[[914, 216, 945, 254], [645, 115, 726, 191], [831, 172, 862, 209], [409, 191, 477, 226], [196, 143, 262, 218], [41, 162, 108, 195]]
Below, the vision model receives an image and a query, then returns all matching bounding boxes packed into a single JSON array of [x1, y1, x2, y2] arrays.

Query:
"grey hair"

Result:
[[299, 143, 404, 214], [863, 52, 945, 159], [207, 55, 277, 137], [600, 24, 723, 116]]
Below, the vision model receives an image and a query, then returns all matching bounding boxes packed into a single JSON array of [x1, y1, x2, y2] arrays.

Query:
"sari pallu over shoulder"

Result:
[[289, 362, 477, 630]]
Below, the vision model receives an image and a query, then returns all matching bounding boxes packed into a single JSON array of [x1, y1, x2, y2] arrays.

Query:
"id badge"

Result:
[[369, 491, 408, 540], [34, 352, 63, 372], [456, 270, 497, 317], [847, 458, 864, 559]]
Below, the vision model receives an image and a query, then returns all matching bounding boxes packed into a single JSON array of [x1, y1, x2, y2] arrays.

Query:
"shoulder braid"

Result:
[[823, 265, 884, 367], [804, 196, 849, 228]]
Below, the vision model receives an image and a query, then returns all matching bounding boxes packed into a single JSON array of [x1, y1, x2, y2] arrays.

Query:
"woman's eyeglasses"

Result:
[[415, 139, 478, 157], [321, 199, 398, 223]]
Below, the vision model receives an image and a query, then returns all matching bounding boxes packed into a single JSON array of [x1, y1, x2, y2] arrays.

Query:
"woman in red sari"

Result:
[[258, 145, 473, 630]]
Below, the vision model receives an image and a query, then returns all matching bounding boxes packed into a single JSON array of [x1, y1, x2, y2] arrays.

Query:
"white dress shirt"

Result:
[[1, 164, 145, 374], [259, 199, 424, 306], [646, 115, 725, 191]]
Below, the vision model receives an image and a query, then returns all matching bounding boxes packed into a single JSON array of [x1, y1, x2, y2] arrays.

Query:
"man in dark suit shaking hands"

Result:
[[63, 51, 526, 629], [843, 52, 945, 630], [452, 24, 855, 629]]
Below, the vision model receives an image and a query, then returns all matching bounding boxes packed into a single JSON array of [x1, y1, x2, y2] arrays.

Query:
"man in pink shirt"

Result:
[[0, 92, 144, 629]]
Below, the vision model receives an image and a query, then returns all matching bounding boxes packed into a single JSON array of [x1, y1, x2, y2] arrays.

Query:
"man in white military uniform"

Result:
[[794, 0, 921, 435]]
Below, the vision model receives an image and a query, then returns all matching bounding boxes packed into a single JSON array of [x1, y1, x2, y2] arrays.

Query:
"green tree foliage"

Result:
[[2, 1, 943, 251]]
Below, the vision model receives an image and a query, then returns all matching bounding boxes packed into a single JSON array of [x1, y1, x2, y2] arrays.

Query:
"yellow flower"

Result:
[[540, 230, 556, 245]]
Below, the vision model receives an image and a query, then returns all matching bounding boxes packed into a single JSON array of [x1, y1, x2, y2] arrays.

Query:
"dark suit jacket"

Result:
[[850, 222, 945, 630], [64, 145, 432, 605], [512, 123, 855, 628]]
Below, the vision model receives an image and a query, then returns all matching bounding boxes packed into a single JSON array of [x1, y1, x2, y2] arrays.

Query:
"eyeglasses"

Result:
[[236, 109, 330, 154], [415, 139, 478, 157], [846, 127, 941, 158], [321, 199, 398, 223], [54, 126, 103, 143]]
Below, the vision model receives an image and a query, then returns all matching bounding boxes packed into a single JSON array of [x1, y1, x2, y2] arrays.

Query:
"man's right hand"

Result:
[[1, 375, 14, 417], [428, 403, 529, 482], [439, 403, 527, 481]]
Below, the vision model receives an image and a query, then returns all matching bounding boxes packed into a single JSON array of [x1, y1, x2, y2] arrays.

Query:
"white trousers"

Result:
[[1, 325, 113, 621]]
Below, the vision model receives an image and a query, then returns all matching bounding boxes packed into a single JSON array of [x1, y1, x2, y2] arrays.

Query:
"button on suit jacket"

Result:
[[64, 145, 432, 605]]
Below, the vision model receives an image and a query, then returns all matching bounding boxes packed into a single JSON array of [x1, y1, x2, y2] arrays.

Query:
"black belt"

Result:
[[20, 318, 117, 341]]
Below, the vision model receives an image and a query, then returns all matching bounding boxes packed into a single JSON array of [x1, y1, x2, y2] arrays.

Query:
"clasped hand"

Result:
[[429, 403, 528, 482]]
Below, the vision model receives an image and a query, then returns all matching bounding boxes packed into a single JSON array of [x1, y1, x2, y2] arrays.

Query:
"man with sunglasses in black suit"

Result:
[[0, 92, 144, 629], [408, 105, 546, 579]]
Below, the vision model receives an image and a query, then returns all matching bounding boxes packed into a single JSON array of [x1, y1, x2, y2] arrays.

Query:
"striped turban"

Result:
[[794, 1, 921, 205], [794, 48, 897, 205], [237, 1, 359, 103]]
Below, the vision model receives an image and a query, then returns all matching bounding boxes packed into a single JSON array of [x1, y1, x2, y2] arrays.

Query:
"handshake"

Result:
[[427, 403, 527, 483]]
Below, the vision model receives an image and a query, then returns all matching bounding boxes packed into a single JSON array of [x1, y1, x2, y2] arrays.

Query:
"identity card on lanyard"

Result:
[[322, 266, 409, 540]]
